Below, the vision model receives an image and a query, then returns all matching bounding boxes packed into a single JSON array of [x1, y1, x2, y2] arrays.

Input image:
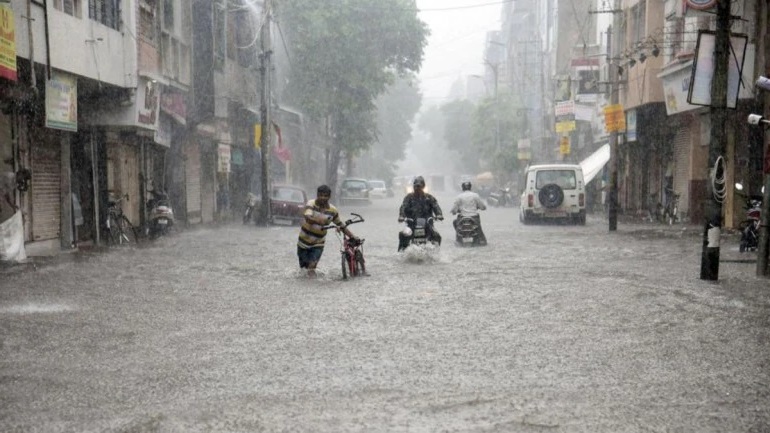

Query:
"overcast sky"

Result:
[[416, 0, 503, 106]]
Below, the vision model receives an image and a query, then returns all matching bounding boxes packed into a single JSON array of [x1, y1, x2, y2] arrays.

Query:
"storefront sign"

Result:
[[45, 71, 77, 132], [688, 31, 747, 109], [626, 109, 637, 142], [0, 4, 17, 81], [603, 104, 625, 133], [659, 61, 699, 115], [217, 143, 231, 173]]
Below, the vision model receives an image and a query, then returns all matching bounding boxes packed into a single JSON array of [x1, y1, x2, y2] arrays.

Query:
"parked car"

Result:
[[269, 185, 307, 225], [367, 180, 389, 199], [519, 164, 586, 225], [339, 178, 371, 205]]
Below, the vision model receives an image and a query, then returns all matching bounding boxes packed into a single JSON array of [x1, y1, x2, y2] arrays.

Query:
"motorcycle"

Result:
[[487, 187, 514, 207], [735, 183, 763, 253], [146, 188, 175, 238], [243, 192, 259, 224], [454, 216, 482, 247], [403, 217, 438, 247]]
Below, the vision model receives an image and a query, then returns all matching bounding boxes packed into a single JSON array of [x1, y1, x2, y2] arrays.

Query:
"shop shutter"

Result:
[[672, 127, 690, 215], [185, 141, 202, 223], [31, 140, 61, 241], [201, 149, 215, 223]]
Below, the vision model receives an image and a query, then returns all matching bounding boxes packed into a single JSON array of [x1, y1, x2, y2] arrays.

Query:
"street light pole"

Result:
[[259, 0, 273, 225]]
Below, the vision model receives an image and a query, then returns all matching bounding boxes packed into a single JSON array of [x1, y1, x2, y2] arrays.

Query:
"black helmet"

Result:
[[413, 176, 425, 187], [461, 181, 472, 191]]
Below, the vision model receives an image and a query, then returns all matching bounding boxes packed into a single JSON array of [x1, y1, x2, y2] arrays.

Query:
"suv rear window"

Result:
[[535, 170, 577, 190], [343, 180, 368, 190]]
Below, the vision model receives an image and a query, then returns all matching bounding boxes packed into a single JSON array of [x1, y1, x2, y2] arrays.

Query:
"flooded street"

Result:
[[1, 193, 769, 432]]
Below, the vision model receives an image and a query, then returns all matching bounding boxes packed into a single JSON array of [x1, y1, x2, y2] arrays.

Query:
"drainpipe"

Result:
[[42, 0, 51, 79]]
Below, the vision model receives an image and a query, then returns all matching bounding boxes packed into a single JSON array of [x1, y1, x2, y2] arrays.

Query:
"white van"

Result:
[[519, 164, 586, 225]]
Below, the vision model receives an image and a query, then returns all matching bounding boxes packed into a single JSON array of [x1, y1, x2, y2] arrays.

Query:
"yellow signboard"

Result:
[[603, 104, 626, 132], [555, 120, 576, 133], [254, 124, 262, 149], [559, 136, 570, 155], [0, 4, 17, 81]]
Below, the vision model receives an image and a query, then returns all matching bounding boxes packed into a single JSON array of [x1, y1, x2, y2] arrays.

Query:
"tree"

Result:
[[276, 0, 428, 190], [358, 75, 422, 182], [471, 92, 526, 185]]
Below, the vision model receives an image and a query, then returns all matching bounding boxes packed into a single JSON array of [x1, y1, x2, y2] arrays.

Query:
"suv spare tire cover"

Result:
[[538, 184, 564, 208]]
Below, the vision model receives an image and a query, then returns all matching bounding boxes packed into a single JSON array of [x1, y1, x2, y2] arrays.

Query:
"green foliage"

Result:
[[276, 0, 428, 168], [471, 92, 527, 183]]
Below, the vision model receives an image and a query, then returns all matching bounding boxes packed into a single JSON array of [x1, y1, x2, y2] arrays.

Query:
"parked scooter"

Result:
[[735, 183, 763, 253], [146, 188, 174, 238], [243, 192, 259, 224], [487, 187, 514, 207]]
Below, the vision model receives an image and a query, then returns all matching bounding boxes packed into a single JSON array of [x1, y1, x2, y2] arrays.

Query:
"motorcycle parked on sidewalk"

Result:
[[243, 192, 259, 224], [146, 189, 175, 239], [487, 187, 514, 207], [735, 183, 763, 253]]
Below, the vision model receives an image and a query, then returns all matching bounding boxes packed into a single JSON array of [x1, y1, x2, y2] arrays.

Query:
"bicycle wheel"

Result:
[[341, 252, 348, 280], [118, 216, 139, 245], [354, 250, 366, 277]]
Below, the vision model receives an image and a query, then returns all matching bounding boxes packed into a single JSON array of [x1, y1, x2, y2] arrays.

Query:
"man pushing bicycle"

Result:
[[297, 185, 359, 278]]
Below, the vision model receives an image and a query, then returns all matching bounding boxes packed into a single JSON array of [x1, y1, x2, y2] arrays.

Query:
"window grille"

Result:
[[89, 0, 121, 31]]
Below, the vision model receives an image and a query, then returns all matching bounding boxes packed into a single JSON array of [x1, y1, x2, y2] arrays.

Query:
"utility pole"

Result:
[[259, 0, 273, 224], [607, 25, 619, 231], [700, 0, 730, 280]]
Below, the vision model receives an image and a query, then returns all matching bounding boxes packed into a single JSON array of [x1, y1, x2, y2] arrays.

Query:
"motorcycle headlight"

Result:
[[401, 227, 413, 237]]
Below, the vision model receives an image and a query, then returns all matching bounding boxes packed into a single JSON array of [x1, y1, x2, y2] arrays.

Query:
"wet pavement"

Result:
[[1, 192, 769, 432]]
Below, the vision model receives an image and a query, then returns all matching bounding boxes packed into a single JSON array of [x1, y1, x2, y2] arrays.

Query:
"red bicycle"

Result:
[[325, 213, 366, 280]]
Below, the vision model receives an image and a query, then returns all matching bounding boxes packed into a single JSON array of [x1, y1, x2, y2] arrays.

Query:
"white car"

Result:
[[519, 164, 586, 225], [367, 180, 389, 199]]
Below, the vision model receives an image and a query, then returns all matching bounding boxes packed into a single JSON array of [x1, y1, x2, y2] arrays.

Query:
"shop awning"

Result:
[[580, 143, 610, 184]]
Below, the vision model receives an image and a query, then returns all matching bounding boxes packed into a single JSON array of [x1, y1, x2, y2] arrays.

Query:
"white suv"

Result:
[[519, 164, 586, 225]]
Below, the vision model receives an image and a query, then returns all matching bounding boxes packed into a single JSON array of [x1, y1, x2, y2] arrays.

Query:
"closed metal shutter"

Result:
[[672, 127, 690, 215], [31, 140, 61, 241], [201, 148, 215, 224], [185, 141, 202, 224]]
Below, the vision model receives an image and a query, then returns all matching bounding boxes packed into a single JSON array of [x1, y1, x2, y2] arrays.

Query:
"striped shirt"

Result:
[[297, 199, 346, 249]]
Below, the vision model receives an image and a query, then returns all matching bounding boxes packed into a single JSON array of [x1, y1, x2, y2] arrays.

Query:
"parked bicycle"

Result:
[[325, 213, 366, 280], [106, 194, 139, 246]]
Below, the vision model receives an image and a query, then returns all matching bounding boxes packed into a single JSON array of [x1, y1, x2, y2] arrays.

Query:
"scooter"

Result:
[[243, 192, 259, 224], [487, 187, 514, 207], [454, 216, 482, 246], [735, 183, 763, 253], [146, 189, 174, 238]]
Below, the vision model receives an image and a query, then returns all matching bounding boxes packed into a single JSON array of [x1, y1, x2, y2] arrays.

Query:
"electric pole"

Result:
[[259, 0, 273, 225], [700, 0, 730, 280], [607, 25, 619, 231]]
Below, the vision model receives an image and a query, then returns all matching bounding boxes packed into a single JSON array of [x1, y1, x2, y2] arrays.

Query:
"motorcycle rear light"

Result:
[[579, 193, 584, 207], [527, 194, 534, 207]]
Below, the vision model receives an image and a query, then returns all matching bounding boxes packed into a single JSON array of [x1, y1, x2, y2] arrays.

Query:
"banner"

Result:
[[0, 4, 17, 81]]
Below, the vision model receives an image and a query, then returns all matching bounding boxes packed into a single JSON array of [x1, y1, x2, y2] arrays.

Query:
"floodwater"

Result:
[[1, 191, 769, 432]]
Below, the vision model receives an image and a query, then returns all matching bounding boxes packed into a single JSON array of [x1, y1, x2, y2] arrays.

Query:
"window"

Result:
[[162, 0, 174, 32], [53, 0, 82, 18], [630, 1, 646, 45], [89, 0, 121, 31], [139, 0, 156, 42]]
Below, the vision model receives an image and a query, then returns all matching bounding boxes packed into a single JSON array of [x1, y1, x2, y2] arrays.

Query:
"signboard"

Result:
[[626, 109, 637, 141], [688, 31, 747, 109], [517, 138, 531, 160], [217, 143, 231, 173], [45, 71, 78, 132], [603, 104, 626, 133], [137, 79, 160, 129], [0, 4, 16, 81], [254, 124, 262, 149], [555, 121, 576, 133], [559, 136, 571, 155]]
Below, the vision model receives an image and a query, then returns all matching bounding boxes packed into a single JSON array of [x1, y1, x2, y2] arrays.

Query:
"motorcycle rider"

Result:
[[397, 176, 444, 251], [297, 184, 358, 277], [450, 181, 487, 246]]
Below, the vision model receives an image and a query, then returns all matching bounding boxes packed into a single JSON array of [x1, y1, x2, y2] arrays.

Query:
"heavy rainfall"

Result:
[[1, 0, 769, 432]]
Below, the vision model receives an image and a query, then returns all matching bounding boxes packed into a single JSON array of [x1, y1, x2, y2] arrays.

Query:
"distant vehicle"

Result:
[[367, 180, 389, 199], [269, 185, 308, 225], [519, 164, 586, 225], [339, 178, 371, 205]]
